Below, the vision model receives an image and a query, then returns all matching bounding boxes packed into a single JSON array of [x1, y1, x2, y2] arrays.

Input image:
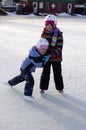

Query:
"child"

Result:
[[40, 14, 64, 94], [7, 38, 50, 102]]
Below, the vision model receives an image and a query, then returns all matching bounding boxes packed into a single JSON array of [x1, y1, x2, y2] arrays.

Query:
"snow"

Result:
[[0, 13, 86, 130]]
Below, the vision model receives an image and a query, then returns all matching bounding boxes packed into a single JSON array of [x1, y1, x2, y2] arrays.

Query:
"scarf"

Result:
[[43, 27, 59, 47], [51, 27, 59, 46]]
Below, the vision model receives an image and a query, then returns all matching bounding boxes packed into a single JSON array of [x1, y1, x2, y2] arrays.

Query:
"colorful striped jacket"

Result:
[[41, 27, 63, 62]]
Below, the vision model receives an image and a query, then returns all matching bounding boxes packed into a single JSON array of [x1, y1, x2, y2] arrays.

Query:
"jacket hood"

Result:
[[29, 46, 41, 57]]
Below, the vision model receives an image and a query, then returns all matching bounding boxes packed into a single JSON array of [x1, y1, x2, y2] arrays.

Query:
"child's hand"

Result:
[[43, 54, 51, 64]]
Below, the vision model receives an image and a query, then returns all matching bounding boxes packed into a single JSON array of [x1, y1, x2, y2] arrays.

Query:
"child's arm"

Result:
[[42, 54, 51, 65], [29, 54, 51, 67]]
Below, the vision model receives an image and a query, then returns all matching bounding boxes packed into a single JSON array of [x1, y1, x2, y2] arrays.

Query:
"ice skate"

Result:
[[3, 81, 12, 87], [58, 89, 63, 93], [24, 95, 34, 102], [40, 89, 45, 94]]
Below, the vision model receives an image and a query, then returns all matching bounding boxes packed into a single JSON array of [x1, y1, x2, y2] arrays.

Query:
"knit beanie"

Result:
[[45, 20, 55, 29]]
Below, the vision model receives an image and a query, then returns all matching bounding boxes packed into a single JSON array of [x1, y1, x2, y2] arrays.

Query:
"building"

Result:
[[32, 0, 75, 15], [0, 0, 76, 15], [20, 0, 75, 15]]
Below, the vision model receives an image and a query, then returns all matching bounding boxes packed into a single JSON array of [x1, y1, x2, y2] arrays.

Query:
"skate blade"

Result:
[[3, 82, 11, 87], [59, 90, 64, 94], [40, 90, 45, 94], [24, 96, 34, 102]]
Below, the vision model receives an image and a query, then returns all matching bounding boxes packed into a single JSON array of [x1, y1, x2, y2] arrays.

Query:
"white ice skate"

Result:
[[40, 89, 45, 94], [3, 82, 12, 87], [58, 90, 63, 93], [24, 95, 34, 102]]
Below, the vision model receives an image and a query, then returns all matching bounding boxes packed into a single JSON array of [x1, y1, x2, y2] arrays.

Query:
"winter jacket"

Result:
[[41, 27, 63, 62], [20, 46, 45, 73]]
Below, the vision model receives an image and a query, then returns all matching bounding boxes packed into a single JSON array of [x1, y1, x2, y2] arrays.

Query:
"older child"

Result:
[[7, 38, 50, 102], [40, 14, 64, 94]]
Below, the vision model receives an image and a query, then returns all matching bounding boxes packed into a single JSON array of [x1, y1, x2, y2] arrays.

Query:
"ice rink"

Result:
[[0, 14, 86, 130]]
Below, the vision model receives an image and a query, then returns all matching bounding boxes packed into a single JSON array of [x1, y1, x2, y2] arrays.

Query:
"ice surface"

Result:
[[0, 14, 86, 130]]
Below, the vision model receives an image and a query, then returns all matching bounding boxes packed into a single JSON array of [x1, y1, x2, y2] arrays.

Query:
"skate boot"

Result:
[[24, 95, 34, 102], [58, 89, 63, 93], [4, 81, 13, 86], [40, 89, 45, 94]]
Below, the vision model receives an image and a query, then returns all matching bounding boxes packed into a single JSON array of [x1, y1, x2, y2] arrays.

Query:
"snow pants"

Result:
[[8, 72, 34, 96], [40, 62, 64, 91]]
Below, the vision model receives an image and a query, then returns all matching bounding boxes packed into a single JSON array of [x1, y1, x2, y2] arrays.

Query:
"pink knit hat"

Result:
[[45, 20, 55, 28]]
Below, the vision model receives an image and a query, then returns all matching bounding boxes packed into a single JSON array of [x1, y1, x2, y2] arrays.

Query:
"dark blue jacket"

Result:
[[20, 46, 44, 73]]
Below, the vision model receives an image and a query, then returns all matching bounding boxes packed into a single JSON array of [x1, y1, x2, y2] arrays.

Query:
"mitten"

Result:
[[43, 54, 51, 64]]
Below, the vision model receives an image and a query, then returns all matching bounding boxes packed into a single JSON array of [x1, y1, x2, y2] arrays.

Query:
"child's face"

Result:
[[38, 48, 47, 55], [46, 24, 53, 31]]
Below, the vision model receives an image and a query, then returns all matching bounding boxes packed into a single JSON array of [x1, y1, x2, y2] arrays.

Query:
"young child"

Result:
[[7, 38, 50, 102], [40, 14, 64, 94]]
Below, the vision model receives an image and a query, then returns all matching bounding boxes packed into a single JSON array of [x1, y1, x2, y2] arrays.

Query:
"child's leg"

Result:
[[40, 62, 51, 90], [52, 62, 64, 91], [8, 74, 25, 86], [24, 73, 34, 96]]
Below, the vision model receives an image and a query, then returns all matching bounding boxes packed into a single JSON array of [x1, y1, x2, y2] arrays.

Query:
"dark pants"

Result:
[[40, 62, 64, 91], [8, 72, 34, 96]]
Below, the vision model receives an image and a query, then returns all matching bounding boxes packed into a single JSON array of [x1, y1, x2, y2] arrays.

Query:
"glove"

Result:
[[43, 54, 51, 64]]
